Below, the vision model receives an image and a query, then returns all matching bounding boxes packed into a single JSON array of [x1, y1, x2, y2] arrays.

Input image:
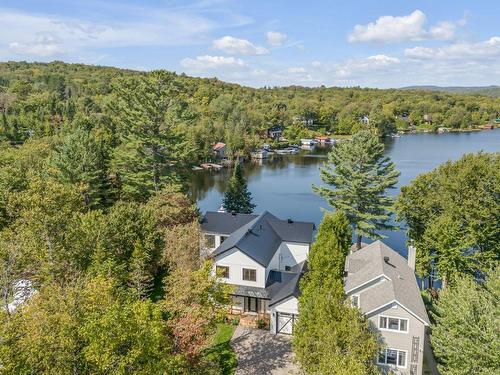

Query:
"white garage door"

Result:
[[277, 312, 297, 334]]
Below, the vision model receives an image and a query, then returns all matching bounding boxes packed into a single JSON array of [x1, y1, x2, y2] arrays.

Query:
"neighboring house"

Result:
[[360, 115, 370, 125], [267, 125, 284, 140], [200, 210, 314, 334], [212, 142, 226, 158], [345, 241, 430, 375]]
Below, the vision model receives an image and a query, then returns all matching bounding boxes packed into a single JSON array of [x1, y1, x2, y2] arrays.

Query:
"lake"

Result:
[[190, 129, 500, 257]]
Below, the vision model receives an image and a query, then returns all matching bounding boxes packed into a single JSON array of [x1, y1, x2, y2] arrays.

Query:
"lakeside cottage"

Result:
[[267, 125, 284, 140], [212, 142, 226, 159]]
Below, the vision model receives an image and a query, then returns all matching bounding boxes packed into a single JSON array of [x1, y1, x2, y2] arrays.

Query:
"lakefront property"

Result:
[[200, 210, 314, 334], [201, 210, 431, 374]]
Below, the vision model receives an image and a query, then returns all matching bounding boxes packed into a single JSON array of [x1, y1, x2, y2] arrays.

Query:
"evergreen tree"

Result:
[[431, 268, 499, 375], [313, 130, 400, 249], [222, 163, 255, 214], [110, 71, 186, 202], [50, 127, 110, 208], [293, 211, 379, 375]]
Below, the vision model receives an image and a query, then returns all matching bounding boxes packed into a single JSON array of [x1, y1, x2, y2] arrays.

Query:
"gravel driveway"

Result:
[[230, 326, 302, 375]]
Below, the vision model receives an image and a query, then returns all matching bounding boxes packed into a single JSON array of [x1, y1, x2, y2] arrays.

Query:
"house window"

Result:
[[242, 268, 256, 281], [378, 348, 407, 368], [204, 234, 215, 248], [379, 316, 409, 332], [351, 295, 360, 308], [216, 266, 229, 279]]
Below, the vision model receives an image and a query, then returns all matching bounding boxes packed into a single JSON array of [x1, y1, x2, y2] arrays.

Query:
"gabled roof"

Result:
[[212, 211, 283, 266], [345, 241, 430, 325], [268, 261, 307, 306], [206, 211, 314, 267], [200, 212, 257, 235], [212, 142, 226, 151], [267, 219, 315, 243]]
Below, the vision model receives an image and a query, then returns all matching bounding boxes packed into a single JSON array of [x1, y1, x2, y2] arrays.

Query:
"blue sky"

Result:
[[1, 0, 499, 87]]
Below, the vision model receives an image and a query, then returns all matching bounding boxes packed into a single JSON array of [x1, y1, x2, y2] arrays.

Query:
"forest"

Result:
[[0, 61, 499, 374], [1, 61, 499, 162]]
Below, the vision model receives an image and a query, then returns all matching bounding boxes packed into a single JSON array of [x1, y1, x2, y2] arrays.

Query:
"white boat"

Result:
[[276, 147, 299, 155], [301, 138, 315, 145], [251, 149, 269, 159]]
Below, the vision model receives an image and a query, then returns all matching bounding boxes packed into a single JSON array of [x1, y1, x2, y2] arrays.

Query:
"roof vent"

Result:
[[287, 218, 293, 224], [384, 256, 390, 263]]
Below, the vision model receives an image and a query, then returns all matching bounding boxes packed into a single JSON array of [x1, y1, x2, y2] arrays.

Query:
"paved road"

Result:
[[230, 326, 302, 375]]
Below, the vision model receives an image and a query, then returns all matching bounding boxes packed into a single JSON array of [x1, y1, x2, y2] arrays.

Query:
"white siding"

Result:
[[273, 296, 299, 314], [267, 242, 309, 275], [214, 247, 266, 288]]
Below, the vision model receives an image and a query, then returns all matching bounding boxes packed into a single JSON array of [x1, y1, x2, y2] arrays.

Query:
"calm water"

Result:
[[190, 130, 500, 257]]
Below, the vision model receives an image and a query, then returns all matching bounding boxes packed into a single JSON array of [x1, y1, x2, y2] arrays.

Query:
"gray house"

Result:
[[345, 241, 430, 375]]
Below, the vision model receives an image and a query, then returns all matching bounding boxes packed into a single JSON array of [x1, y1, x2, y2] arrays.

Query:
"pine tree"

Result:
[[50, 127, 110, 208], [293, 211, 379, 375], [110, 71, 185, 202], [222, 163, 255, 214], [314, 130, 400, 249]]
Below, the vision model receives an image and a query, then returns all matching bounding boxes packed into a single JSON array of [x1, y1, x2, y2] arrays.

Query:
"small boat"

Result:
[[251, 149, 269, 159], [301, 139, 315, 146], [276, 147, 300, 155], [390, 133, 401, 138]]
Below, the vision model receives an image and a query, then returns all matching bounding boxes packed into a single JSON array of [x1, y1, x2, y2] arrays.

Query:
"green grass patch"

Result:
[[203, 323, 238, 375]]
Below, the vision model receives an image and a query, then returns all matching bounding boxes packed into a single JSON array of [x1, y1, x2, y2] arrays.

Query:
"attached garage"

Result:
[[269, 295, 299, 335], [276, 312, 297, 334]]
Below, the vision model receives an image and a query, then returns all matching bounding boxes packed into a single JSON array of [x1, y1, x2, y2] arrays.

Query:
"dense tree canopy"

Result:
[[431, 268, 499, 375], [396, 152, 500, 287]]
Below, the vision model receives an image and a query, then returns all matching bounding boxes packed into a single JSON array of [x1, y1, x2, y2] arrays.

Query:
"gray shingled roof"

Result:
[[208, 211, 314, 267], [200, 212, 257, 235], [268, 261, 307, 306], [344, 241, 430, 325]]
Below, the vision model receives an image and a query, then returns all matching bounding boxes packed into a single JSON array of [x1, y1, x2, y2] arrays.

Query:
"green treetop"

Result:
[[396, 152, 499, 288], [431, 267, 499, 375], [293, 211, 379, 375], [314, 130, 400, 249], [222, 163, 255, 214]]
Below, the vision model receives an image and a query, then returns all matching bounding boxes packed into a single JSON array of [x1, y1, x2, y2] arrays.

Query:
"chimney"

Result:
[[408, 245, 416, 271]]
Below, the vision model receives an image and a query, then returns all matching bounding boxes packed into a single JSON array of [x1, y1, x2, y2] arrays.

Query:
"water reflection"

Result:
[[190, 130, 500, 254]]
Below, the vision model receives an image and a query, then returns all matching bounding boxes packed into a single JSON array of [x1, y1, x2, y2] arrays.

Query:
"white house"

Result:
[[200, 210, 314, 334], [345, 241, 430, 375]]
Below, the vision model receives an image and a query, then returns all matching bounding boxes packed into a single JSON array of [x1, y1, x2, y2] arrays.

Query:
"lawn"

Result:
[[203, 323, 238, 375]]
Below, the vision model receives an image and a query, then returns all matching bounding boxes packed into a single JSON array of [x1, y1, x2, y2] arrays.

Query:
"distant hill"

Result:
[[401, 85, 500, 97]]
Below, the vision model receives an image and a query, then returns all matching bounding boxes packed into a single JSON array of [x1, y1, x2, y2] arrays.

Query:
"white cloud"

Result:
[[336, 54, 400, 78], [348, 10, 462, 43], [180, 55, 246, 72], [405, 36, 500, 60], [213, 36, 268, 55], [266, 31, 287, 46], [0, 6, 244, 58], [288, 66, 306, 73], [9, 35, 65, 57], [311, 61, 322, 67]]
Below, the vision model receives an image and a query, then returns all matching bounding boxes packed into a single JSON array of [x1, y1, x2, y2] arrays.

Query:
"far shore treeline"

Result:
[[1, 61, 499, 162]]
